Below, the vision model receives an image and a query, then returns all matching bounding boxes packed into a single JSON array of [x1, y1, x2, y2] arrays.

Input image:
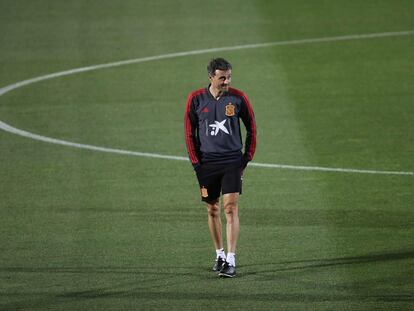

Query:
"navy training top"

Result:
[[185, 85, 256, 168]]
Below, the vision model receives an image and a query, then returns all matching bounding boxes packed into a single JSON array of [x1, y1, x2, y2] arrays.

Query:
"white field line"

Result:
[[1, 120, 413, 175], [2, 30, 414, 97], [0, 120, 188, 161], [1, 30, 414, 176]]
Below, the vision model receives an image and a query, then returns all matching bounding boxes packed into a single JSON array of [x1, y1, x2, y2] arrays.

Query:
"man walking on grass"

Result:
[[185, 58, 256, 277]]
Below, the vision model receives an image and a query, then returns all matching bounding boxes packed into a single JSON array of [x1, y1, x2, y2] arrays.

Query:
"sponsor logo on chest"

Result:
[[209, 120, 229, 136], [202, 102, 235, 136]]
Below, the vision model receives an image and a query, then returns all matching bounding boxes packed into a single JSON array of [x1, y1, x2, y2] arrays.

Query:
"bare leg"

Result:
[[222, 193, 239, 253], [206, 199, 223, 250]]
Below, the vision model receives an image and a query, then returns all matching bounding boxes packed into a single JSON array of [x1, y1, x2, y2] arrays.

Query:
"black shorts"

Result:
[[196, 162, 243, 203]]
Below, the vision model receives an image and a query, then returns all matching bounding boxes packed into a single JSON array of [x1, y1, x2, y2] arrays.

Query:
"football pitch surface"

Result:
[[1, 1, 413, 310]]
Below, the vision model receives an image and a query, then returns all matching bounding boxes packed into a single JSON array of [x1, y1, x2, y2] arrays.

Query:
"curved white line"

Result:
[[1, 30, 414, 176], [1, 119, 413, 175], [2, 30, 414, 97], [1, 120, 413, 175]]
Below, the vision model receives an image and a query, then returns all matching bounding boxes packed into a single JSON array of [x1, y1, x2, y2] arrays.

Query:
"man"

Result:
[[184, 58, 256, 278]]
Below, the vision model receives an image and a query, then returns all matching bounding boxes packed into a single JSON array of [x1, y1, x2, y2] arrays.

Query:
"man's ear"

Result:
[[208, 71, 216, 80]]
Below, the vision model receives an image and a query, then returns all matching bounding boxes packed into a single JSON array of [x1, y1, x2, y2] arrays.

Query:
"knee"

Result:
[[224, 201, 238, 216], [207, 201, 220, 217]]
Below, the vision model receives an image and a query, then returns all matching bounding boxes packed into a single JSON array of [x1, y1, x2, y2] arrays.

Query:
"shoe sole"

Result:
[[218, 273, 236, 278]]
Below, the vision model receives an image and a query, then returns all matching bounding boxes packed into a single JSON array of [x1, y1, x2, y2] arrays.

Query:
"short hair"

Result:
[[207, 58, 232, 76]]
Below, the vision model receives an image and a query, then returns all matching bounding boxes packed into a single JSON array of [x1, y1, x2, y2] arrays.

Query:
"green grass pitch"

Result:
[[1, 1, 413, 310]]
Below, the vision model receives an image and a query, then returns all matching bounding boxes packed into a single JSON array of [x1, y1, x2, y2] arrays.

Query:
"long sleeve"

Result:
[[184, 92, 200, 168], [239, 94, 257, 166]]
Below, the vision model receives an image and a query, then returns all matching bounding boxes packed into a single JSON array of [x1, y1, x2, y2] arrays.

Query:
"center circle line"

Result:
[[1, 30, 413, 176]]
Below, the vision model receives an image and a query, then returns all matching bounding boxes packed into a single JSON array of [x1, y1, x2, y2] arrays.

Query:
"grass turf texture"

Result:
[[1, 0, 413, 310]]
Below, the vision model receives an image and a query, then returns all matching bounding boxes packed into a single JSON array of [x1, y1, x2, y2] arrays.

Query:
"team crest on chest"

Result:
[[225, 103, 235, 116]]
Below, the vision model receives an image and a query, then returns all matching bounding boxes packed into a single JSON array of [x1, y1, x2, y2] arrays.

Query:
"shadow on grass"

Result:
[[240, 248, 414, 274], [5, 247, 410, 275], [1, 249, 413, 310]]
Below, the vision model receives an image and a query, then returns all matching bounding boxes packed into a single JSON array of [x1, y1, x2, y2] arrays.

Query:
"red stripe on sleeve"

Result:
[[184, 89, 205, 166], [229, 88, 256, 161], [244, 94, 257, 161]]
